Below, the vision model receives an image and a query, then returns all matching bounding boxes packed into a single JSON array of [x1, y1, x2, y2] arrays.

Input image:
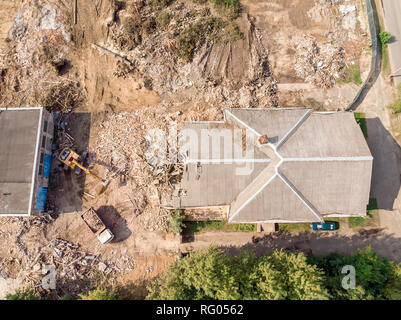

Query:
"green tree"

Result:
[[6, 287, 41, 300], [147, 247, 329, 300], [147, 246, 239, 299], [79, 288, 122, 300], [379, 31, 392, 46], [309, 246, 389, 299], [382, 261, 401, 300], [168, 210, 186, 234]]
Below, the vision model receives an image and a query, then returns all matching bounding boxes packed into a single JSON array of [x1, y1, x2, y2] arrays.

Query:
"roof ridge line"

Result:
[[228, 173, 277, 222], [225, 110, 261, 137], [283, 156, 374, 161], [276, 109, 312, 149], [277, 171, 324, 222], [184, 159, 272, 164]]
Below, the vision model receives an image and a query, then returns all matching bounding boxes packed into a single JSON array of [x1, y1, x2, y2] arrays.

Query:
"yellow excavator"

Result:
[[58, 148, 110, 187]]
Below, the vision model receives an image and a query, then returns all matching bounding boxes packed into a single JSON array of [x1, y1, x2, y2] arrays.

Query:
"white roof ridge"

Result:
[[276, 109, 312, 149], [224, 109, 262, 137], [283, 156, 374, 162], [277, 171, 324, 222]]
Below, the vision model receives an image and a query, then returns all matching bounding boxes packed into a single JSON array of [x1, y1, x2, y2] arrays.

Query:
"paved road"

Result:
[[383, 0, 401, 85]]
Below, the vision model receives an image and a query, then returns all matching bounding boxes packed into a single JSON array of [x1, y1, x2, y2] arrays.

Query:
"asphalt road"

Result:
[[383, 0, 401, 85]]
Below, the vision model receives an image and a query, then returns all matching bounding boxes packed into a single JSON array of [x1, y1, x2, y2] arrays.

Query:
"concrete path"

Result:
[[379, 209, 401, 238], [180, 229, 401, 262]]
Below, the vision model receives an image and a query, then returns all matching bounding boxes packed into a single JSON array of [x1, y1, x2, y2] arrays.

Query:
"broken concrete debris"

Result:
[[294, 36, 346, 88]]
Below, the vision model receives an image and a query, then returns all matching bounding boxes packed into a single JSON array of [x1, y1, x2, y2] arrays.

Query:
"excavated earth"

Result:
[[0, 0, 371, 298]]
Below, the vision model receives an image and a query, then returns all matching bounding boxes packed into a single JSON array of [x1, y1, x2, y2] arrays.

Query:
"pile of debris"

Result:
[[94, 108, 191, 231], [294, 36, 346, 88], [24, 238, 134, 295], [0, 1, 73, 108], [101, 1, 279, 108]]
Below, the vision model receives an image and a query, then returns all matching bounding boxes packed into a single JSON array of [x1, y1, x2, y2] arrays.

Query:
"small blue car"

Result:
[[310, 221, 339, 231]]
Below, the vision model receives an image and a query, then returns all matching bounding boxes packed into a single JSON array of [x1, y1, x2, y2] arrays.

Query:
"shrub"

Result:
[[151, 0, 173, 10], [174, 17, 242, 61], [79, 288, 122, 300], [168, 210, 186, 234], [6, 287, 41, 300], [379, 31, 392, 46], [309, 246, 390, 299], [382, 261, 401, 299], [157, 12, 171, 28], [147, 247, 329, 300]]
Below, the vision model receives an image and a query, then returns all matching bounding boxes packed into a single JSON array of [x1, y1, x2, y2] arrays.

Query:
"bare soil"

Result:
[[0, 0, 381, 298]]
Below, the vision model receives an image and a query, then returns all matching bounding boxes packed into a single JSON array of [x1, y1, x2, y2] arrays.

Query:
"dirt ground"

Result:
[[0, 0, 388, 299]]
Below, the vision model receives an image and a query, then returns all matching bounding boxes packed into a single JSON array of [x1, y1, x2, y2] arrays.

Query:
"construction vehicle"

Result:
[[81, 207, 114, 244], [58, 148, 110, 187]]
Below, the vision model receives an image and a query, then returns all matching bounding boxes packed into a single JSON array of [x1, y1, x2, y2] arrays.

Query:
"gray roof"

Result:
[[178, 108, 373, 223], [0, 108, 41, 215]]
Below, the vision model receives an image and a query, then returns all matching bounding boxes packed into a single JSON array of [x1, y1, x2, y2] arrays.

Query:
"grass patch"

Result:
[[348, 198, 379, 228], [278, 223, 310, 232], [387, 84, 401, 114], [174, 16, 242, 62], [354, 112, 368, 138], [157, 12, 172, 28], [279, 218, 341, 232], [377, 14, 392, 76], [183, 221, 256, 234], [150, 0, 174, 10], [340, 64, 362, 85]]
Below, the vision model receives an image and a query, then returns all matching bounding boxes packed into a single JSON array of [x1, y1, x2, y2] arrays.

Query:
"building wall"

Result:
[[31, 109, 54, 215]]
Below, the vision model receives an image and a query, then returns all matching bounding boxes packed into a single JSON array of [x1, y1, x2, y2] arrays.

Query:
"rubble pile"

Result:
[[104, 1, 279, 108], [0, 1, 72, 108], [24, 238, 135, 295], [94, 108, 192, 231], [294, 37, 346, 88]]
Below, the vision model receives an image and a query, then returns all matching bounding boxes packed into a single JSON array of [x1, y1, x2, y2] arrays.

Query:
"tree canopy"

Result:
[[148, 246, 400, 300], [147, 247, 329, 300]]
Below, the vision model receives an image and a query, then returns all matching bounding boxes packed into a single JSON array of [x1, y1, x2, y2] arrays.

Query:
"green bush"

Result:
[[354, 112, 368, 138], [79, 288, 122, 300], [169, 210, 186, 234], [151, 0, 173, 10], [174, 17, 242, 61], [184, 221, 256, 234], [309, 247, 390, 299], [383, 261, 401, 299], [6, 287, 41, 300], [157, 12, 171, 28], [379, 31, 392, 46], [147, 247, 329, 300]]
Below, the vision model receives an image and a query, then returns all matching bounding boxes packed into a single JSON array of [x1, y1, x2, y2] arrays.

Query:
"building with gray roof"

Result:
[[173, 108, 373, 223], [0, 107, 54, 216]]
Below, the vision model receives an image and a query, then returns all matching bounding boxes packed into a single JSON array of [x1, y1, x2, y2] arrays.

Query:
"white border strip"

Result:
[[27, 107, 43, 216], [283, 156, 373, 162], [0, 107, 42, 111], [276, 109, 312, 149], [277, 172, 323, 222], [184, 158, 272, 164], [228, 173, 277, 222]]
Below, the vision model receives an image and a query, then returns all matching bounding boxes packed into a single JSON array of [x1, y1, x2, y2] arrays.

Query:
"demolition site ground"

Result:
[[0, 0, 395, 299]]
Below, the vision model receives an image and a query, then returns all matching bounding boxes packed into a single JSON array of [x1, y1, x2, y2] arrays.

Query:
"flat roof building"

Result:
[[0, 107, 54, 216]]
